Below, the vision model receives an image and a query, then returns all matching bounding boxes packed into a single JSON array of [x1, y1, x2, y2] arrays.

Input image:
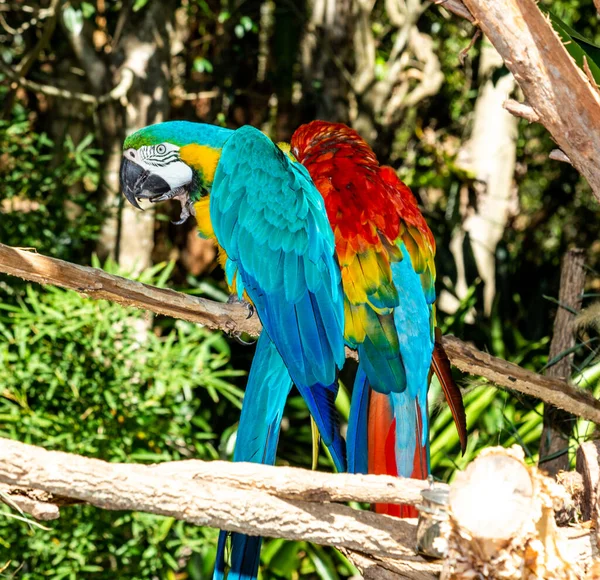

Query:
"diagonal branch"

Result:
[[1, 243, 600, 423], [436, 0, 600, 202]]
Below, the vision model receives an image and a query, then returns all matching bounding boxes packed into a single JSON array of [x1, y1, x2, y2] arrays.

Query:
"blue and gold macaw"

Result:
[[119, 122, 347, 580]]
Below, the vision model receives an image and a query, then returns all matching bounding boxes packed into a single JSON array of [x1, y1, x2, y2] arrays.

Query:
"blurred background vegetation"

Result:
[[1, 0, 600, 578]]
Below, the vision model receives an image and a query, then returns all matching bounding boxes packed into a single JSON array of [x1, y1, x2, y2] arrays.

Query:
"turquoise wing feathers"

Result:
[[210, 126, 346, 388]]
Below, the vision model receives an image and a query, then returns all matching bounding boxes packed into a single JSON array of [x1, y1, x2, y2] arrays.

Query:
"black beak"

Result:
[[120, 157, 171, 210]]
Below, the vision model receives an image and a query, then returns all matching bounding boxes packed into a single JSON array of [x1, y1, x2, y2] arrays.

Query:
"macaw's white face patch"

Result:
[[120, 142, 197, 225], [123, 143, 193, 191]]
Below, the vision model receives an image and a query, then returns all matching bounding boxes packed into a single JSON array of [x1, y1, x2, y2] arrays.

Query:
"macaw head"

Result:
[[120, 121, 233, 224]]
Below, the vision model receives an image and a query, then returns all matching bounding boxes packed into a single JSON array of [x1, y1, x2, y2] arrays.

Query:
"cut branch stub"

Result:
[[449, 450, 535, 559], [576, 441, 600, 522]]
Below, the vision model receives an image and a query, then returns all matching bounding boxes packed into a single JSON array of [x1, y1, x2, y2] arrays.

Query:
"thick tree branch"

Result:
[[0, 437, 439, 566], [1, 243, 600, 424], [0, 243, 262, 336], [439, 0, 600, 202]]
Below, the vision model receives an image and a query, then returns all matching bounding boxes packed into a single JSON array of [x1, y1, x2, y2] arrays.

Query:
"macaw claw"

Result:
[[232, 332, 257, 346]]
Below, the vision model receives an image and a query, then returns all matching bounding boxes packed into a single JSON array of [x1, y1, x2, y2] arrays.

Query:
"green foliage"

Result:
[[0, 92, 103, 262], [0, 262, 244, 578]]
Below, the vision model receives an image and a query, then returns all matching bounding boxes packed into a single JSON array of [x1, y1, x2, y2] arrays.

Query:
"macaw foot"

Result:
[[232, 332, 257, 346], [226, 295, 255, 319], [226, 295, 256, 345]]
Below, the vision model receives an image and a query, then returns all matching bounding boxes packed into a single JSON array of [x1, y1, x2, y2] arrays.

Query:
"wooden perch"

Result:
[[1, 243, 600, 425], [0, 437, 437, 567], [4, 438, 594, 579], [444, 0, 600, 202], [442, 336, 600, 424]]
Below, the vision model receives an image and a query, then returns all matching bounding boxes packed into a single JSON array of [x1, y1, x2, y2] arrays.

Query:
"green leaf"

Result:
[[132, 0, 150, 12], [543, 8, 600, 84]]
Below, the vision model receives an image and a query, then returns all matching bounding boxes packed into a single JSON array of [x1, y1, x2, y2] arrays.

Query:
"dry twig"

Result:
[[0, 61, 134, 106]]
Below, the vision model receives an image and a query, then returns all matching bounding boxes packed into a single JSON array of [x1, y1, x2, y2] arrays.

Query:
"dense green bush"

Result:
[[0, 93, 103, 262], [0, 262, 245, 579]]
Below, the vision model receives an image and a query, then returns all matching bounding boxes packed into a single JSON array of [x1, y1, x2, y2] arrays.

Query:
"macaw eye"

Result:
[[156, 144, 167, 155]]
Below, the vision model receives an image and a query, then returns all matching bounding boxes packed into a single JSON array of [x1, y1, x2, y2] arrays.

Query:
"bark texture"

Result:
[[540, 249, 586, 476], [0, 437, 430, 562]]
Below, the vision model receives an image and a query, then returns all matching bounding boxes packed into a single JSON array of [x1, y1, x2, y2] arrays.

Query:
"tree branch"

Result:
[[1, 243, 600, 424], [0, 437, 440, 567], [440, 0, 600, 202], [442, 336, 600, 424], [433, 0, 474, 23], [0, 61, 133, 107]]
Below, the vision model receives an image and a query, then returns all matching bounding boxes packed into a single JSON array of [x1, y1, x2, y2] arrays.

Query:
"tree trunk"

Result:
[[438, 41, 518, 317], [62, 2, 175, 273], [101, 1, 176, 273], [300, 0, 354, 123], [539, 249, 586, 477]]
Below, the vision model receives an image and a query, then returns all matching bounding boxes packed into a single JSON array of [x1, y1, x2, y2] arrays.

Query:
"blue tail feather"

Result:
[[213, 332, 292, 580], [347, 365, 369, 474]]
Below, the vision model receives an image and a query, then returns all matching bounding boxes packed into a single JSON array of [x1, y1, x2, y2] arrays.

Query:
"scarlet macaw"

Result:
[[291, 121, 466, 516]]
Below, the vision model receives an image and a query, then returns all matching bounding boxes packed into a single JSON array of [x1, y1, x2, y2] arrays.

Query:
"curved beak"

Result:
[[120, 157, 171, 210]]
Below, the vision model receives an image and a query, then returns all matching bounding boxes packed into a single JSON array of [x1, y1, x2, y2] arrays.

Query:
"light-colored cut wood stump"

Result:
[[576, 441, 600, 522], [442, 446, 580, 579]]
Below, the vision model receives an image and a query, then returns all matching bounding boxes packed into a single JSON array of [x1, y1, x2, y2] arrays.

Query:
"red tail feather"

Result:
[[368, 392, 427, 518], [432, 328, 467, 454]]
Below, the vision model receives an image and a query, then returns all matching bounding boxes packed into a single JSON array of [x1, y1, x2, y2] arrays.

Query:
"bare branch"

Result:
[[170, 86, 220, 101], [503, 98, 540, 123], [442, 336, 600, 424], [0, 437, 438, 563], [0, 243, 262, 335], [446, 0, 600, 202], [1, 243, 599, 424], [0, 62, 133, 107]]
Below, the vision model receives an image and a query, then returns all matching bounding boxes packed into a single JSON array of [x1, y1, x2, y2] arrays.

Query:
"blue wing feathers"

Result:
[[211, 125, 345, 390], [296, 382, 346, 473]]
